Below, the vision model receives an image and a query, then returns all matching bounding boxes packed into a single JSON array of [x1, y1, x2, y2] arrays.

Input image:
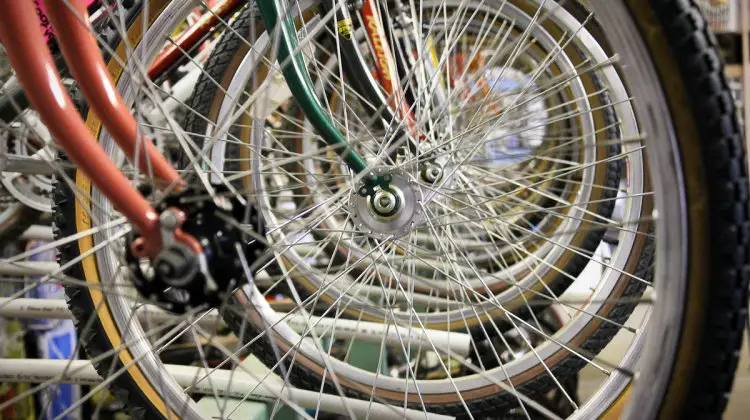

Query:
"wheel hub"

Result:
[[349, 167, 422, 239], [420, 164, 443, 184], [126, 187, 266, 313]]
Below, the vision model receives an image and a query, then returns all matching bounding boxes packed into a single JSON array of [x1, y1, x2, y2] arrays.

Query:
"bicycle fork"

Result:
[[0, 0, 193, 259]]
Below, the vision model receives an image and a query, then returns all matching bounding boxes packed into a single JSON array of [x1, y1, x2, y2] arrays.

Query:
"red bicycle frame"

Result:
[[33, 0, 98, 43], [451, 52, 502, 115], [147, 0, 243, 79], [360, 0, 423, 141], [0, 0, 198, 258], [35, 0, 243, 81]]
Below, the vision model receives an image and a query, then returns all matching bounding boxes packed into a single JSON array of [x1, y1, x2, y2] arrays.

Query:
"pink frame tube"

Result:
[[0, 0, 197, 258], [44, 0, 182, 187], [33, 0, 98, 43]]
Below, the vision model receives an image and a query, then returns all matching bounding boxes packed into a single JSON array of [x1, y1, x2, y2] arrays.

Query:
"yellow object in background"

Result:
[[0, 319, 35, 420]]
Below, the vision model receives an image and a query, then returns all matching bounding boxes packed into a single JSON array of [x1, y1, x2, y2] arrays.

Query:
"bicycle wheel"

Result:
[[0, 0, 743, 419], [187, 0, 649, 416], [180, 0, 744, 417], [186, 0, 636, 322]]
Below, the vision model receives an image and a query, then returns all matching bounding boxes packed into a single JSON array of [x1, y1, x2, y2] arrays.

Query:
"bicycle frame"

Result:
[[360, 0, 420, 137], [33, 0, 99, 43], [0, 0, 196, 258], [0, 0, 414, 255], [325, 0, 424, 143], [1, 0, 243, 123], [256, 0, 372, 177], [255, 0, 434, 195]]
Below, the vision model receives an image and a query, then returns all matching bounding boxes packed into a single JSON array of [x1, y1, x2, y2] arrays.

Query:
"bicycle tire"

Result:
[[53, 1, 201, 419], [48, 0, 748, 418], [616, 0, 749, 417]]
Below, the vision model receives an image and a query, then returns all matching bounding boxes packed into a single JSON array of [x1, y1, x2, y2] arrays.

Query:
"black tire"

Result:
[[620, 0, 749, 418]]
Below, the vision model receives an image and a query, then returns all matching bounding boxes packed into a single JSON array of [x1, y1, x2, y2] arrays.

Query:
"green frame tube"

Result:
[[256, 0, 371, 176]]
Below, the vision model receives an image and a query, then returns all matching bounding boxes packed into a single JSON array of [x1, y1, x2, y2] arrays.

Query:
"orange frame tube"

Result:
[[0, 0, 199, 257], [44, 0, 181, 187]]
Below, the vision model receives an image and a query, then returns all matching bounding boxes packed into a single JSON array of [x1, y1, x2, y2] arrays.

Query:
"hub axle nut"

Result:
[[154, 243, 199, 288], [373, 190, 398, 214], [368, 186, 404, 220], [422, 165, 443, 183]]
